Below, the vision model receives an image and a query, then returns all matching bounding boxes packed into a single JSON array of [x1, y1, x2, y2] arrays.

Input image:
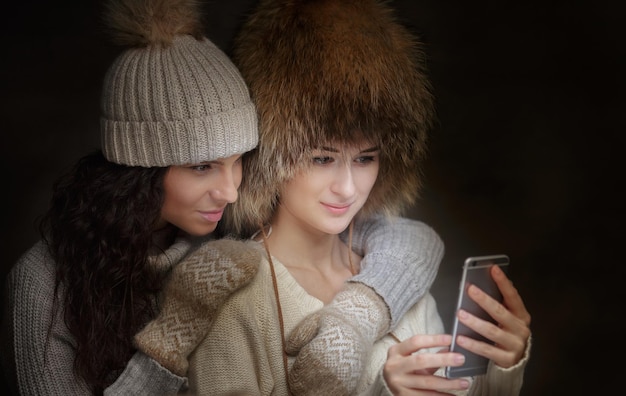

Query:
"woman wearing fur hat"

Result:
[[1, 0, 444, 395], [174, 0, 532, 395]]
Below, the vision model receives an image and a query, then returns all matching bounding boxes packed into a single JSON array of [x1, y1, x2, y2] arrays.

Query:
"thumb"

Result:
[[285, 311, 323, 355]]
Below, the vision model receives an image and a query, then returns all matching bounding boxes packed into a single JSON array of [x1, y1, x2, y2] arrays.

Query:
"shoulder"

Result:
[[4, 241, 59, 326], [3, 240, 61, 341], [7, 241, 56, 291]]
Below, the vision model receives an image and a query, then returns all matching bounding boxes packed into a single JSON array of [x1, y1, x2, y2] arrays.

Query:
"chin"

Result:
[[185, 224, 218, 237], [319, 220, 353, 235]]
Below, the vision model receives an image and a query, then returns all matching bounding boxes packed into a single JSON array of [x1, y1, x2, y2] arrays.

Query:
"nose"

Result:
[[330, 163, 356, 198], [210, 169, 239, 204]]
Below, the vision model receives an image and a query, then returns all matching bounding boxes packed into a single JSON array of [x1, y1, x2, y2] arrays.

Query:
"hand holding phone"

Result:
[[445, 254, 509, 378]]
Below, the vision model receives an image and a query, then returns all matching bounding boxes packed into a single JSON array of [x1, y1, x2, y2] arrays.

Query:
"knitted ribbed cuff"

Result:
[[104, 351, 186, 396]]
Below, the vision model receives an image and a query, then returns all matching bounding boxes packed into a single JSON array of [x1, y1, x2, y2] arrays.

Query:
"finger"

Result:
[[387, 334, 452, 357], [491, 265, 531, 326], [404, 376, 470, 394], [455, 333, 523, 369], [406, 351, 466, 374], [456, 307, 528, 368], [466, 284, 528, 337], [384, 357, 470, 395], [457, 297, 528, 353], [386, 348, 464, 380], [386, 369, 470, 396]]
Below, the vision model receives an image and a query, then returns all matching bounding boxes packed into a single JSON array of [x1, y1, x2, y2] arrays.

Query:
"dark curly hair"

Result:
[[39, 150, 171, 394]]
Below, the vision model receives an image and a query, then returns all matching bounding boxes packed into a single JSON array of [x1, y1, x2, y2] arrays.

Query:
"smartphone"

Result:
[[445, 254, 509, 378]]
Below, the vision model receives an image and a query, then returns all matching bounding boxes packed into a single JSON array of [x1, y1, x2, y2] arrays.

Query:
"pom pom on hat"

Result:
[[100, 0, 258, 167], [102, 0, 204, 47]]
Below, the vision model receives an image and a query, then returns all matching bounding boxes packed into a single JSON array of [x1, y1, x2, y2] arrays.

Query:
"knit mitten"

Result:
[[134, 239, 260, 377], [286, 282, 391, 396]]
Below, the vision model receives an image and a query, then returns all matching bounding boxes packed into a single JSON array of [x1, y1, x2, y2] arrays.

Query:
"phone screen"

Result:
[[445, 254, 509, 378]]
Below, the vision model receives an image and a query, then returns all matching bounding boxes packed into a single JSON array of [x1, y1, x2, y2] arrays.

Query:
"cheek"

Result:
[[233, 163, 243, 189], [279, 175, 312, 208], [358, 167, 380, 194], [162, 171, 197, 211], [161, 183, 186, 220], [162, 171, 177, 207]]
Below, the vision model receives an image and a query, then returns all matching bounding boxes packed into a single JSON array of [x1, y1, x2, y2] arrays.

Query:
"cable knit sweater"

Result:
[[1, 216, 442, 395], [183, 243, 530, 396]]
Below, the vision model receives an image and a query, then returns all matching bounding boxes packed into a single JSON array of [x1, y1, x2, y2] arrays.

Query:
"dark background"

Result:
[[1, 1, 624, 394]]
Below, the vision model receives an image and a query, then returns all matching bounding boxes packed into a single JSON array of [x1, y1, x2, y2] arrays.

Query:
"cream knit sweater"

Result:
[[1, 216, 444, 395], [184, 244, 530, 395]]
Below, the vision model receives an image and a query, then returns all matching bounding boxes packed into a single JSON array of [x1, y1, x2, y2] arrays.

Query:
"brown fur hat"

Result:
[[223, 0, 434, 237]]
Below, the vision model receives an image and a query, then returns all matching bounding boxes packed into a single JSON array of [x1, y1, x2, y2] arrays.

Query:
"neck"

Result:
[[263, 212, 360, 303], [267, 218, 351, 271]]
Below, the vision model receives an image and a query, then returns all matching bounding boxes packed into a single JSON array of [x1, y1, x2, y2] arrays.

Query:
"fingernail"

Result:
[[459, 379, 470, 389], [454, 354, 465, 364]]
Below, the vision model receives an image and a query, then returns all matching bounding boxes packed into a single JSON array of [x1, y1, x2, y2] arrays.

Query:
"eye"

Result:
[[313, 156, 333, 165], [355, 155, 376, 164], [189, 164, 213, 172]]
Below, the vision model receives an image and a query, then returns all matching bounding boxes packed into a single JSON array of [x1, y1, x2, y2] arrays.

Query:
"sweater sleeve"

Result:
[[2, 242, 93, 395], [104, 351, 186, 396], [1, 242, 186, 396], [357, 292, 447, 396], [466, 335, 532, 396], [344, 215, 445, 328]]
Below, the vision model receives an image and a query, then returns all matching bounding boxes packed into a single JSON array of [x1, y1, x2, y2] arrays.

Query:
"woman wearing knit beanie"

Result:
[[1, 0, 257, 394], [1, 0, 444, 395], [177, 0, 532, 395]]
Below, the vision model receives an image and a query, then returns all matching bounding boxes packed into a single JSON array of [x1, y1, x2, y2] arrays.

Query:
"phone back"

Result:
[[445, 254, 509, 378]]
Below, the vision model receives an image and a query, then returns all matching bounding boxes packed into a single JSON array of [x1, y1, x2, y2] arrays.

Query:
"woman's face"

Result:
[[278, 142, 380, 235], [159, 154, 243, 236]]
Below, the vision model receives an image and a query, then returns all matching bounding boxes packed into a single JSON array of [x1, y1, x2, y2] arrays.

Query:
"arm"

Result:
[[379, 265, 531, 396], [347, 214, 444, 328], [287, 215, 444, 395], [370, 297, 471, 396], [133, 238, 260, 378], [2, 243, 94, 395], [467, 337, 531, 396], [1, 242, 187, 396], [104, 351, 185, 396]]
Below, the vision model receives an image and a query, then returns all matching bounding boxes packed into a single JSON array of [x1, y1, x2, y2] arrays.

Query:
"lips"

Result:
[[199, 209, 225, 222], [322, 203, 351, 215]]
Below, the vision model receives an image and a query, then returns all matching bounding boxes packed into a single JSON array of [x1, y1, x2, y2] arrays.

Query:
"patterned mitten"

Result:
[[134, 239, 260, 376], [286, 282, 391, 395]]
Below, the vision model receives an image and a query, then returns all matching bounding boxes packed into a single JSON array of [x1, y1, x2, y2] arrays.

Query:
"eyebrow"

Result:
[[320, 146, 379, 153]]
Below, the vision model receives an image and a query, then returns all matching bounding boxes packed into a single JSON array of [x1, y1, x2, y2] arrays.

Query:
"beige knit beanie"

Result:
[[100, 0, 258, 167]]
